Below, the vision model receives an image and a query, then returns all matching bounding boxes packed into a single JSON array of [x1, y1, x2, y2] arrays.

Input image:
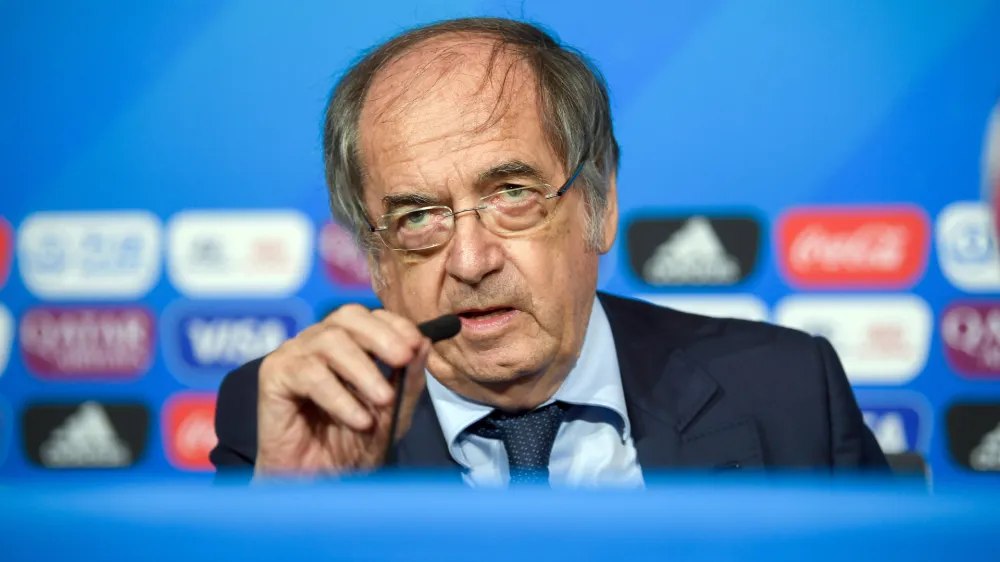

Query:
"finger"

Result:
[[283, 357, 373, 431], [371, 309, 425, 350], [327, 306, 421, 367], [304, 327, 395, 407], [403, 337, 432, 382]]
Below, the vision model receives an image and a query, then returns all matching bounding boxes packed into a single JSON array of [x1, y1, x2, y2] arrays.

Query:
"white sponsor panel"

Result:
[[935, 202, 1000, 291], [773, 295, 932, 384], [643, 217, 740, 285], [639, 294, 769, 322], [0, 304, 12, 375], [167, 211, 313, 297], [17, 212, 162, 300]]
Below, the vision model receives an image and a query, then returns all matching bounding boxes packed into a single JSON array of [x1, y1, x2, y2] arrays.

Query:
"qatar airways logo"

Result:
[[19, 306, 154, 379], [941, 302, 1000, 377]]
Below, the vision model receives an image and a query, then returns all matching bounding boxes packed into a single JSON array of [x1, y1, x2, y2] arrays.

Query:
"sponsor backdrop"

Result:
[[2, 1, 1000, 489]]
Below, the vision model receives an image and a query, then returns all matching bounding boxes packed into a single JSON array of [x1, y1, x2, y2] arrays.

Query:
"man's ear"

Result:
[[599, 171, 619, 254]]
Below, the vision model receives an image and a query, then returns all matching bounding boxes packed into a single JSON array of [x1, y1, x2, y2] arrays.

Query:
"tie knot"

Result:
[[471, 402, 568, 484]]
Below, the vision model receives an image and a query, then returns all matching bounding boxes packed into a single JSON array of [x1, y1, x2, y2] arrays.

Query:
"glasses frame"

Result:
[[363, 160, 587, 251]]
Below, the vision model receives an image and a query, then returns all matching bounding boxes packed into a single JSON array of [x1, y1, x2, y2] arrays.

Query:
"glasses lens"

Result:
[[484, 186, 554, 232], [386, 206, 453, 250]]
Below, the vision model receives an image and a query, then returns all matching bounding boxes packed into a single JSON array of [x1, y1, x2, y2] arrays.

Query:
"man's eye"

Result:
[[497, 186, 536, 202], [401, 210, 431, 228]]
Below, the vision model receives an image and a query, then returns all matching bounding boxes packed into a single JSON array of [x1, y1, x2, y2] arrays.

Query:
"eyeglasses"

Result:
[[364, 160, 586, 251]]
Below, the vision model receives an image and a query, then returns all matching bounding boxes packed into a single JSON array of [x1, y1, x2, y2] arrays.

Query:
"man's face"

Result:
[[358, 37, 617, 406]]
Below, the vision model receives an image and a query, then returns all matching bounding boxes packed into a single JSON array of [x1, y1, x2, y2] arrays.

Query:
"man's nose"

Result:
[[445, 210, 504, 285]]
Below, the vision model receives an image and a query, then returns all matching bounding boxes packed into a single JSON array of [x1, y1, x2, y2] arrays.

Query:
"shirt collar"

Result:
[[425, 296, 631, 452]]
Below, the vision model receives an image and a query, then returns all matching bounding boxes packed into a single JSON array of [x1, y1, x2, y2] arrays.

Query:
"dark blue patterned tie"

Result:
[[471, 402, 568, 485]]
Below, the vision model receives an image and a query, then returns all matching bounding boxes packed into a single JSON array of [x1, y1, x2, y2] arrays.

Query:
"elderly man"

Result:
[[211, 17, 888, 485]]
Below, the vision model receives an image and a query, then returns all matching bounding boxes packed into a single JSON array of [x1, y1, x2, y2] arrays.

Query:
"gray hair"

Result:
[[322, 17, 620, 257]]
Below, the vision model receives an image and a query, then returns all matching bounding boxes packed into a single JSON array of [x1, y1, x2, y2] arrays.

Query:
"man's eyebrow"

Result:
[[379, 160, 548, 213], [381, 192, 442, 213], [476, 160, 549, 186]]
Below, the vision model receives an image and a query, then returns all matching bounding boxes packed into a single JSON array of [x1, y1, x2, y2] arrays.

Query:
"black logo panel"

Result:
[[22, 401, 150, 468], [626, 215, 762, 287]]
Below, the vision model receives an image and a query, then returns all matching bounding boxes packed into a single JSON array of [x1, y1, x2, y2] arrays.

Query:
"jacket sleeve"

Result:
[[814, 336, 891, 470], [209, 358, 263, 480]]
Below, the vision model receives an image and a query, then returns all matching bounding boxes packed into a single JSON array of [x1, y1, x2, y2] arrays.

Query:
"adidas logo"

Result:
[[642, 217, 740, 285], [970, 423, 1000, 471], [39, 402, 132, 468]]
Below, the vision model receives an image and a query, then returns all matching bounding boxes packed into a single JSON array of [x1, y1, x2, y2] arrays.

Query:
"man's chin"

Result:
[[447, 342, 551, 384]]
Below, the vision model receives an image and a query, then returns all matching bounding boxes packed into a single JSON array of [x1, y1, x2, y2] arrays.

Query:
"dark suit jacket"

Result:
[[210, 292, 889, 476]]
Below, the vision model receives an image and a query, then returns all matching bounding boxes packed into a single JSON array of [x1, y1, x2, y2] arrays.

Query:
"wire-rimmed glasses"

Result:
[[364, 161, 585, 251]]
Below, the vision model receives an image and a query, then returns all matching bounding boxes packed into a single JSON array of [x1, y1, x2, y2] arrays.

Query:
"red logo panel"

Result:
[[19, 306, 155, 378], [319, 222, 370, 287], [0, 217, 11, 289], [163, 393, 217, 471], [776, 206, 929, 288], [941, 302, 1000, 378]]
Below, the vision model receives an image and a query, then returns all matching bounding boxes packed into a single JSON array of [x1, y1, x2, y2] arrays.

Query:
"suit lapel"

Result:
[[599, 293, 765, 470], [391, 389, 462, 474]]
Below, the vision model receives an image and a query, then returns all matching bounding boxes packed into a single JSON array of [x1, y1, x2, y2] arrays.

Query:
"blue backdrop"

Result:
[[2, 0, 1000, 489]]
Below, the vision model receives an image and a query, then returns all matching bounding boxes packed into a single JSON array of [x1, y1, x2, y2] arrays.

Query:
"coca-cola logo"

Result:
[[319, 222, 370, 287], [777, 206, 929, 288], [790, 224, 909, 272], [19, 306, 154, 378], [942, 302, 1000, 376], [176, 411, 217, 459], [163, 392, 217, 471]]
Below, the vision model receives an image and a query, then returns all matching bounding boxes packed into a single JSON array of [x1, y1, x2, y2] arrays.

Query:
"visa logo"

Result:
[[178, 314, 298, 369], [861, 406, 922, 454]]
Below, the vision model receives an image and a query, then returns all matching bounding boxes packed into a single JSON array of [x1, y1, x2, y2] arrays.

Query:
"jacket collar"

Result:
[[394, 292, 762, 471]]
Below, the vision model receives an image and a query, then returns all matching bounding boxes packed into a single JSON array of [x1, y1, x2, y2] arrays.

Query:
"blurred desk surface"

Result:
[[1, 475, 998, 562]]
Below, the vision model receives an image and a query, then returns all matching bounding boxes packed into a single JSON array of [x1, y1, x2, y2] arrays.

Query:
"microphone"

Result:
[[383, 314, 461, 463], [417, 314, 461, 343]]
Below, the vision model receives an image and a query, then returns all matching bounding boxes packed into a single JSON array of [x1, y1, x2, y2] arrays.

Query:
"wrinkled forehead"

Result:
[[357, 35, 546, 182]]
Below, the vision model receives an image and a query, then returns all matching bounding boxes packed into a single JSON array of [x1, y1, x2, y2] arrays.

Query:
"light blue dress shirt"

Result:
[[425, 297, 645, 488]]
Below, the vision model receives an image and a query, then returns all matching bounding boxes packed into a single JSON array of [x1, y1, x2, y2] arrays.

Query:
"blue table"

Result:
[[2, 474, 997, 561]]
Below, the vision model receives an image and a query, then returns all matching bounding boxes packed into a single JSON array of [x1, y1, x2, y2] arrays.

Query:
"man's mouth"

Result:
[[452, 306, 520, 336], [456, 306, 515, 320]]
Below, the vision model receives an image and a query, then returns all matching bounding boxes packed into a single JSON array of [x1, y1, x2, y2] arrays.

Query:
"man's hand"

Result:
[[255, 304, 431, 478]]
